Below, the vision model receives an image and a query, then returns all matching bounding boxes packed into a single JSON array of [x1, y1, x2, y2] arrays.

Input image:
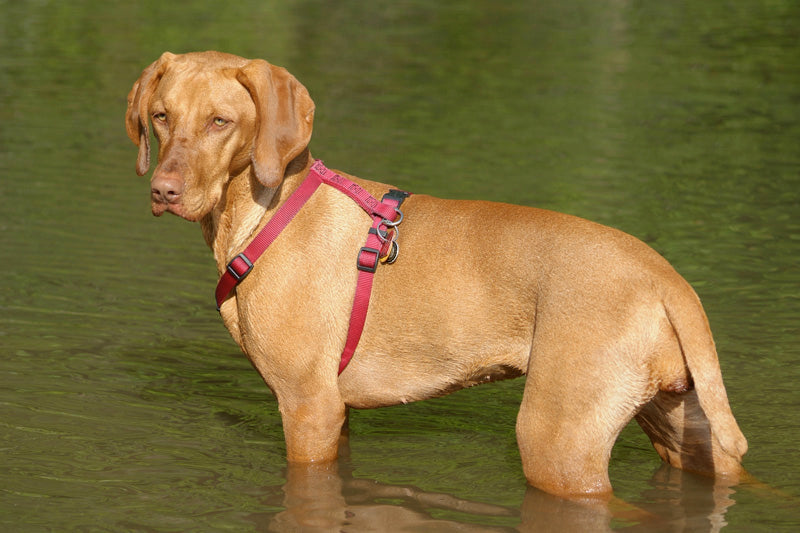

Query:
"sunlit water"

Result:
[[1, 1, 798, 531]]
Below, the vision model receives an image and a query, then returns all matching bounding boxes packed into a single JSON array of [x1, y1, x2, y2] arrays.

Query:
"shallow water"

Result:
[[1, 0, 799, 530]]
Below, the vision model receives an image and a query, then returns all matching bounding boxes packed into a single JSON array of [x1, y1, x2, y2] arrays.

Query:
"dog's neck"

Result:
[[201, 150, 314, 276]]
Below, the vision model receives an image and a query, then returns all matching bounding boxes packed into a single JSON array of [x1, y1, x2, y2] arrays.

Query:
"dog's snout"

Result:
[[151, 173, 184, 204]]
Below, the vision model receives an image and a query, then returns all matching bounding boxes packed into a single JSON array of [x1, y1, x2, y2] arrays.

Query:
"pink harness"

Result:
[[215, 160, 410, 374]]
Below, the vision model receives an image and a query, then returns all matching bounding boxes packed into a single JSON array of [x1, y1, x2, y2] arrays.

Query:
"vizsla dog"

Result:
[[126, 51, 747, 499]]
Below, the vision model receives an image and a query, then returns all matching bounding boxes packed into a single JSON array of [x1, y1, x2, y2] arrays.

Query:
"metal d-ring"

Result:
[[375, 224, 399, 244], [382, 208, 404, 227]]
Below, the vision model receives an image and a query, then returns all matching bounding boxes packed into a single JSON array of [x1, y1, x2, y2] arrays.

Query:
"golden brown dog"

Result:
[[126, 51, 747, 499]]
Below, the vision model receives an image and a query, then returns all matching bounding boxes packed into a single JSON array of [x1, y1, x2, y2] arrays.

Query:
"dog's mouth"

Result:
[[151, 201, 170, 217], [151, 197, 210, 222], [151, 201, 197, 221]]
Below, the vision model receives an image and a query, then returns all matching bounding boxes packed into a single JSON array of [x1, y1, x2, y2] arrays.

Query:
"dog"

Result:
[[126, 51, 747, 499]]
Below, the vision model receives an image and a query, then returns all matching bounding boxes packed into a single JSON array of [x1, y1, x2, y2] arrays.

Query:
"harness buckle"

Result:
[[227, 253, 254, 281], [357, 247, 380, 273]]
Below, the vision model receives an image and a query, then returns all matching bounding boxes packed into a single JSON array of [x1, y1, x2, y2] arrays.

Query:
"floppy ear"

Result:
[[125, 52, 175, 176], [236, 60, 315, 187]]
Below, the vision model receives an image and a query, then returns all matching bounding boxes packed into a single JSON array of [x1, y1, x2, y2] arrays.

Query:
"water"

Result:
[[1, 0, 798, 530]]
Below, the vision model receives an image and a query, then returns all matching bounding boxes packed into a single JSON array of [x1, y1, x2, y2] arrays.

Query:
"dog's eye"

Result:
[[153, 112, 167, 122], [213, 117, 228, 127]]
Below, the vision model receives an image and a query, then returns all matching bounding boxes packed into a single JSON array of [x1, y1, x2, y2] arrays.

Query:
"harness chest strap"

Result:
[[341, 188, 408, 374], [214, 160, 410, 375]]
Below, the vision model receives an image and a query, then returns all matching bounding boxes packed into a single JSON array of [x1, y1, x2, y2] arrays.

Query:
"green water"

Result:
[[1, 1, 798, 530]]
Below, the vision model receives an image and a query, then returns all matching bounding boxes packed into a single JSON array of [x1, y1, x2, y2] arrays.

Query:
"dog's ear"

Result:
[[236, 60, 315, 188], [125, 52, 175, 176]]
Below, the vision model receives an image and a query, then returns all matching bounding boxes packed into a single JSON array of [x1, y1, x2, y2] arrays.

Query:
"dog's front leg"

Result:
[[275, 384, 347, 464]]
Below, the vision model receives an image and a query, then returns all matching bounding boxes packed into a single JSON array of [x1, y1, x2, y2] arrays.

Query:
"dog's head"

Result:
[[125, 51, 315, 221]]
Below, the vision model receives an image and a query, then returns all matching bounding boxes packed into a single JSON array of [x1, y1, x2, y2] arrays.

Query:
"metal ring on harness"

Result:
[[375, 225, 399, 244], [382, 208, 404, 227]]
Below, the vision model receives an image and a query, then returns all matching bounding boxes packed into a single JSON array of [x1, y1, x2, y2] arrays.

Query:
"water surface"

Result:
[[1, 1, 799, 530]]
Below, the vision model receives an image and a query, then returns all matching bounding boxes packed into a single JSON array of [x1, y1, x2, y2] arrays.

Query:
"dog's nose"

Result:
[[151, 173, 184, 204]]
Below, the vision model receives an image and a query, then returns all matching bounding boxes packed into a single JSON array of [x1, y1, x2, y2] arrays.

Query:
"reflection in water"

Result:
[[251, 433, 517, 531], [632, 466, 738, 533], [246, 435, 740, 532]]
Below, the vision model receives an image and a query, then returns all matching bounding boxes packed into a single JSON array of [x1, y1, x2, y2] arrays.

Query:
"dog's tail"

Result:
[[662, 278, 748, 465]]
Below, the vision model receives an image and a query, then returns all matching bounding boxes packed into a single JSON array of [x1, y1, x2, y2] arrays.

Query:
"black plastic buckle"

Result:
[[227, 253, 254, 282], [357, 247, 380, 273], [382, 189, 410, 206]]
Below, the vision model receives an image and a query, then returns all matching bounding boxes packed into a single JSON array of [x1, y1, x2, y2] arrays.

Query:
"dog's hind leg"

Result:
[[515, 334, 652, 498], [514, 295, 677, 498], [635, 389, 744, 478]]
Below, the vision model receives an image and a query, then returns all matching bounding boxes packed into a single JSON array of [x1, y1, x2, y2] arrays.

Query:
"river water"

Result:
[[1, 1, 798, 531]]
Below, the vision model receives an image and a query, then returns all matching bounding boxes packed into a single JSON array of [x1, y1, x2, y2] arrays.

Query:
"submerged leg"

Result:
[[275, 385, 348, 464], [516, 340, 651, 498], [635, 389, 744, 477], [514, 297, 675, 498]]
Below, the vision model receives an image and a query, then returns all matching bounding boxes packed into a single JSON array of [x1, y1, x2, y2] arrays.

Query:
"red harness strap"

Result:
[[215, 160, 409, 375]]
